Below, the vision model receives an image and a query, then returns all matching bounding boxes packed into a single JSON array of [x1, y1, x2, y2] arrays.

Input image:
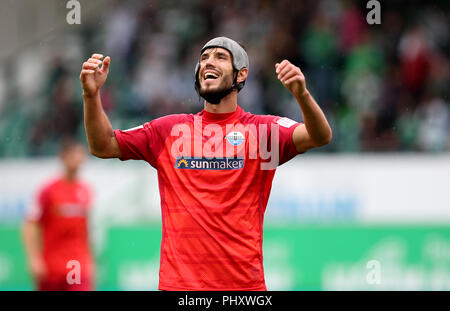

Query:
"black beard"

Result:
[[199, 76, 235, 105]]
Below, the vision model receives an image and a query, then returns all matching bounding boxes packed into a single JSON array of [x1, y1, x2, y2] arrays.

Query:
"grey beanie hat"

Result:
[[195, 36, 249, 76]]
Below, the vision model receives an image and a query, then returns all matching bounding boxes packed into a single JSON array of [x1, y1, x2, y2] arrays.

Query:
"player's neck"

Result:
[[204, 92, 238, 114], [63, 170, 78, 182]]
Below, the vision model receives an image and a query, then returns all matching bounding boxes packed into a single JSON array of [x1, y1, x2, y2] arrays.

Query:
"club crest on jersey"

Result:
[[175, 157, 244, 170], [225, 131, 245, 146]]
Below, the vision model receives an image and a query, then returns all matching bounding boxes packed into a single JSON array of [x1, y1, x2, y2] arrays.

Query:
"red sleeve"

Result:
[[271, 116, 303, 166], [26, 185, 50, 224], [114, 114, 189, 168], [250, 115, 302, 166], [114, 123, 158, 166]]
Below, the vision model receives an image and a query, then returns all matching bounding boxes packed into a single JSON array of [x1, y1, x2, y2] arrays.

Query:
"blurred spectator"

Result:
[[415, 93, 449, 152], [301, 8, 339, 110], [338, 1, 366, 53], [398, 27, 431, 98]]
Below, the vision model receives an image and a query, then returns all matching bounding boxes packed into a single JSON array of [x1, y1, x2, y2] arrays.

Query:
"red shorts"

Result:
[[37, 273, 93, 291], [38, 257, 94, 291]]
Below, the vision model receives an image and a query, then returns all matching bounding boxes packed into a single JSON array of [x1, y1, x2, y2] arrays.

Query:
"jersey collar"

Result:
[[199, 105, 243, 123]]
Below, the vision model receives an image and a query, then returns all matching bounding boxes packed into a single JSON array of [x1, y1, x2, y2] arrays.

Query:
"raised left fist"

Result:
[[275, 60, 307, 98]]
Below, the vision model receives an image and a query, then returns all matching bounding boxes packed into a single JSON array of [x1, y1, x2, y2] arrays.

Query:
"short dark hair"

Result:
[[59, 138, 85, 155]]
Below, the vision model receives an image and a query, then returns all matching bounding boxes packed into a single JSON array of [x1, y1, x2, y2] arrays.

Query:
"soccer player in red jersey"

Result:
[[22, 141, 94, 291], [80, 37, 332, 290]]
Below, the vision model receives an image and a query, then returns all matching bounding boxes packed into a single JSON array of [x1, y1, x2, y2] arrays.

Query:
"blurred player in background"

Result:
[[80, 37, 331, 290], [22, 141, 94, 291]]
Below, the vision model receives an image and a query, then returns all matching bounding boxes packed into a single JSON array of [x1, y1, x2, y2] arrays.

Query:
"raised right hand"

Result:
[[80, 53, 110, 97]]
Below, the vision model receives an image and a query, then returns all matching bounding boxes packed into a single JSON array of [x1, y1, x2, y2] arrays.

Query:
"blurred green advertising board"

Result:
[[2, 224, 450, 290]]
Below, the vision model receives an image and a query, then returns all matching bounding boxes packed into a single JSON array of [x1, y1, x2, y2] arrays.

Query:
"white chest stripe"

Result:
[[123, 125, 144, 132]]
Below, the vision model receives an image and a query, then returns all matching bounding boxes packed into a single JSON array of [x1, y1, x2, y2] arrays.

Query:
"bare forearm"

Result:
[[295, 90, 332, 145], [22, 223, 41, 260], [22, 222, 47, 278], [83, 91, 115, 155], [275, 60, 332, 147]]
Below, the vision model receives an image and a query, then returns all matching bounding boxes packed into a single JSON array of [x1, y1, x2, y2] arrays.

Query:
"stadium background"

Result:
[[0, 0, 449, 290]]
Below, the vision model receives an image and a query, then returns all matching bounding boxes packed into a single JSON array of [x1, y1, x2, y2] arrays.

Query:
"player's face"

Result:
[[61, 145, 86, 173], [198, 47, 234, 95]]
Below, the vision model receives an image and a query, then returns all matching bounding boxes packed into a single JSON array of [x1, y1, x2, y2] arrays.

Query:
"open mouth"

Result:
[[203, 71, 220, 81]]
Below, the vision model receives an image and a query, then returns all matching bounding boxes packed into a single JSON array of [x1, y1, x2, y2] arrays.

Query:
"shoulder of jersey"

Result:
[[145, 113, 193, 128], [39, 176, 62, 193], [239, 112, 278, 125], [78, 179, 93, 191]]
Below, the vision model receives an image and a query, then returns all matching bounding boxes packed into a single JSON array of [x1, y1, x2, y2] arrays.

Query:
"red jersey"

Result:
[[114, 105, 301, 290], [27, 177, 94, 283]]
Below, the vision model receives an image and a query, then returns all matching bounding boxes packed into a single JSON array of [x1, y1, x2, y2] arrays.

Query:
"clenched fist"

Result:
[[80, 53, 110, 97], [275, 60, 307, 98]]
